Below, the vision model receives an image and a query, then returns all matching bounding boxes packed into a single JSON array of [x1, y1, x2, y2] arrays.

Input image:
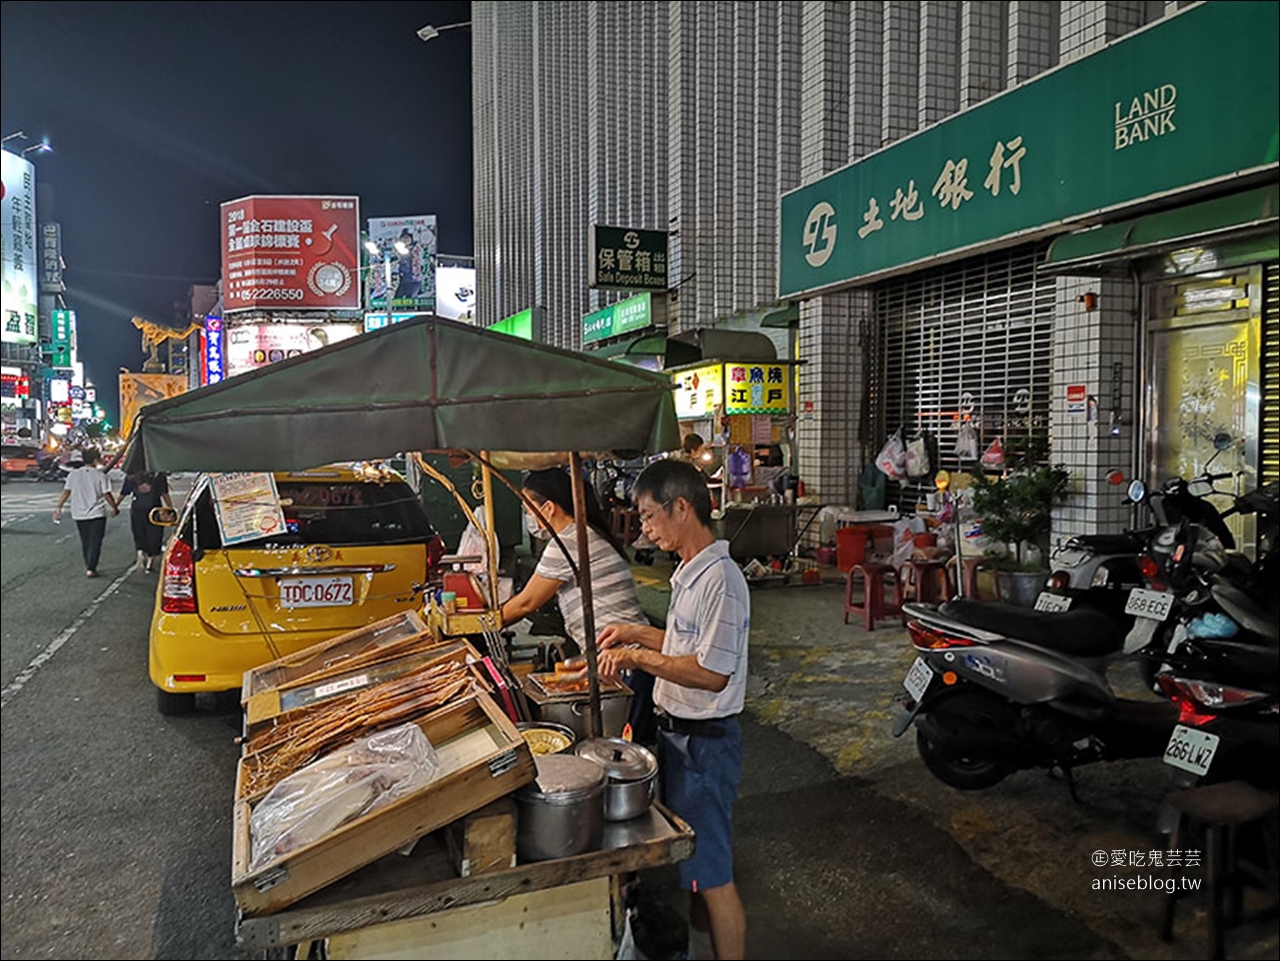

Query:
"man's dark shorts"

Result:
[[658, 716, 743, 892]]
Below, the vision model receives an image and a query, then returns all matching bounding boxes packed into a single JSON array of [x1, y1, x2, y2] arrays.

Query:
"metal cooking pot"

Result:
[[574, 737, 659, 821], [516, 721, 577, 755], [514, 754, 605, 861]]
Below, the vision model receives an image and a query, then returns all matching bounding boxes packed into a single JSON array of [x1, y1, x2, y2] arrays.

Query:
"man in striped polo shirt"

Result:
[[599, 458, 749, 961]]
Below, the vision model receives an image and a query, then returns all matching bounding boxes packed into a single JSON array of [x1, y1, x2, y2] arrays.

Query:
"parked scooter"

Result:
[[893, 598, 1178, 792]]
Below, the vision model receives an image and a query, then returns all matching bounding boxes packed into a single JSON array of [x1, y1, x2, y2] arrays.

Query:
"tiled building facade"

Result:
[[473, 1, 1271, 543]]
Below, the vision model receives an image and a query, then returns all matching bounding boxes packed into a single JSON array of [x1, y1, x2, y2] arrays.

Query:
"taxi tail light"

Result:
[[426, 534, 446, 575], [1155, 674, 1267, 726], [907, 620, 977, 650], [162, 539, 197, 614]]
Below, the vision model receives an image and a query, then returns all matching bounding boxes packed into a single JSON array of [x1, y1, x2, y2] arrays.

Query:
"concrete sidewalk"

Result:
[[625, 560, 1279, 961]]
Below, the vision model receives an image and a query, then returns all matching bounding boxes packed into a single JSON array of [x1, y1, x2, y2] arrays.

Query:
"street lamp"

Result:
[[416, 21, 470, 42], [365, 237, 410, 331], [21, 141, 52, 157]]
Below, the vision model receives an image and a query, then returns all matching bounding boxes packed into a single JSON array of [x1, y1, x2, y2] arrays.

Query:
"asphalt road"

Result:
[[2, 480, 1275, 960]]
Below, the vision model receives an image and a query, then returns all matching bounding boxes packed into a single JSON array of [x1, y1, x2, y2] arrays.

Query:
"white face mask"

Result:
[[525, 507, 544, 536]]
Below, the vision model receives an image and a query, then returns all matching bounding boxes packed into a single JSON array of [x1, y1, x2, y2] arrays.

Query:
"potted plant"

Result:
[[968, 439, 1070, 607]]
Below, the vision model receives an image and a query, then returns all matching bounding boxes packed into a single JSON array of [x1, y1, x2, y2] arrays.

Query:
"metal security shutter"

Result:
[[1262, 262, 1280, 487], [874, 242, 1056, 510]]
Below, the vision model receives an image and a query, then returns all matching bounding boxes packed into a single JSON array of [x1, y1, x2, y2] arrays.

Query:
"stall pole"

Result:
[[569, 452, 604, 738], [481, 451, 500, 611]]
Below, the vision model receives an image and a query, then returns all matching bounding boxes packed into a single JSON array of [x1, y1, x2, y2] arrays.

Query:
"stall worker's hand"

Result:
[[597, 622, 636, 650], [598, 645, 639, 683]]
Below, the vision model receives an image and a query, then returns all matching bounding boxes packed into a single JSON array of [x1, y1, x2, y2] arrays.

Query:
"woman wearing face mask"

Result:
[[500, 468, 656, 744]]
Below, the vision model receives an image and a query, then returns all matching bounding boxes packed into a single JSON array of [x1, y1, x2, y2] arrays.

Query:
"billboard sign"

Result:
[[366, 215, 437, 313], [49, 308, 74, 367], [221, 195, 360, 312], [589, 225, 669, 290], [435, 264, 476, 321], [224, 321, 363, 378], [40, 222, 64, 293], [119, 373, 188, 439], [582, 292, 654, 344], [363, 312, 423, 332], [203, 316, 225, 385], [1, 150, 39, 345]]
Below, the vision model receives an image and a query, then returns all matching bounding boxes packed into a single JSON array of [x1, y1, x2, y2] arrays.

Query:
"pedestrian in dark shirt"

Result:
[[121, 471, 173, 573]]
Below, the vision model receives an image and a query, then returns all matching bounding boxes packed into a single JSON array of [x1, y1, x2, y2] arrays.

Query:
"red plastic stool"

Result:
[[895, 559, 951, 607], [843, 563, 902, 630], [945, 556, 998, 600]]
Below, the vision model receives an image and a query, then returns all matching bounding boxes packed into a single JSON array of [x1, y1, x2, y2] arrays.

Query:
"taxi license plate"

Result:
[[1124, 588, 1174, 621], [1163, 724, 1219, 776], [1034, 591, 1072, 613], [280, 576, 354, 608], [903, 657, 934, 703]]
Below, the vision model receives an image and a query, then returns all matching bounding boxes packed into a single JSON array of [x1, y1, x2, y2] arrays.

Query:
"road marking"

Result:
[[1, 513, 35, 529], [1, 566, 136, 710]]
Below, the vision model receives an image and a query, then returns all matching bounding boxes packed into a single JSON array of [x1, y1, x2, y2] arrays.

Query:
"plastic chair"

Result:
[[843, 563, 902, 630]]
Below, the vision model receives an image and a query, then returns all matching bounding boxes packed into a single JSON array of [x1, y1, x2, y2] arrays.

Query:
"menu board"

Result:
[[211, 472, 287, 546]]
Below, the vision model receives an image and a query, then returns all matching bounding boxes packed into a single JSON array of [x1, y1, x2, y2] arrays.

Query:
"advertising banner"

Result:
[[363, 312, 423, 333], [434, 264, 476, 321], [589, 225, 669, 290], [223, 321, 362, 378], [1, 151, 39, 345], [202, 316, 225, 385], [582, 292, 653, 344], [366, 215, 437, 313], [221, 195, 361, 312], [119, 373, 188, 439], [49, 308, 74, 367], [40, 222, 64, 293], [779, 1, 1280, 297]]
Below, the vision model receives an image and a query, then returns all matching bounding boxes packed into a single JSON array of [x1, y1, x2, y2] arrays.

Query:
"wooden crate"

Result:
[[244, 638, 485, 734], [232, 693, 535, 916], [443, 797, 517, 878], [241, 610, 435, 703]]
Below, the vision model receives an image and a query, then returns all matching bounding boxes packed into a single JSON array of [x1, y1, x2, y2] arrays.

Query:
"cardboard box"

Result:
[[232, 693, 535, 916]]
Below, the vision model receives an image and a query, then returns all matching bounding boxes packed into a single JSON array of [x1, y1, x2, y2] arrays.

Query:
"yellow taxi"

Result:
[[149, 465, 444, 714]]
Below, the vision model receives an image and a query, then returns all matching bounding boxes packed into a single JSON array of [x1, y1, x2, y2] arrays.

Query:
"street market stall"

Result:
[[123, 315, 689, 957]]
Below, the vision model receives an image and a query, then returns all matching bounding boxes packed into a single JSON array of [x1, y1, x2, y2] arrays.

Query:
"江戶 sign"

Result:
[[589, 225, 668, 290], [221, 195, 361, 312], [779, 2, 1279, 298]]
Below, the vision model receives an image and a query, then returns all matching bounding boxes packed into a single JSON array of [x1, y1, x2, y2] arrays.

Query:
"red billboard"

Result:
[[220, 195, 360, 312]]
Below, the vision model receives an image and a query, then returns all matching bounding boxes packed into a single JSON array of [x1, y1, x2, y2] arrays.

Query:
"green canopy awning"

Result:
[[124, 315, 680, 473], [1045, 185, 1279, 272]]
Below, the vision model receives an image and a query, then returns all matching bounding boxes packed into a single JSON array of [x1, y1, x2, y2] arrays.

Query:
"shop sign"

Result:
[[49, 309, 74, 367], [779, 2, 1280, 298], [589, 225, 668, 290], [364, 312, 422, 333], [221, 195, 361, 312], [204, 316, 225, 385], [673, 364, 723, 419], [582, 292, 653, 344], [724, 362, 789, 415], [491, 307, 535, 341], [1066, 384, 1087, 414], [40, 223, 64, 293]]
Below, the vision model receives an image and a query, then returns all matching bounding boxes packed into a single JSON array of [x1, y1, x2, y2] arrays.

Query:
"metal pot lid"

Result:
[[518, 754, 606, 802], [574, 738, 658, 782]]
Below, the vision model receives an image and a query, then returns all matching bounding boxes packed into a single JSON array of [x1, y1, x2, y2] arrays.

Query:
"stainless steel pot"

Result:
[[515, 754, 605, 862], [574, 737, 659, 821], [528, 690, 634, 741]]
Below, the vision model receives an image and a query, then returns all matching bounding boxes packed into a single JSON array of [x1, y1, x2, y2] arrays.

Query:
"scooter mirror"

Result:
[[1126, 479, 1146, 503]]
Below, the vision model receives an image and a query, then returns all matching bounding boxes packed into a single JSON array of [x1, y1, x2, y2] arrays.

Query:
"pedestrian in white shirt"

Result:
[[52, 448, 120, 577]]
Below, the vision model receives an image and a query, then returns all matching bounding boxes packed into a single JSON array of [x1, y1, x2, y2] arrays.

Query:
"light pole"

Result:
[[365, 237, 410, 330], [416, 21, 471, 42]]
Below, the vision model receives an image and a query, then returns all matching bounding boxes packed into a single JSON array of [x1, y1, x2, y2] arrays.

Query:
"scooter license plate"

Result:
[[1163, 724, 1219, 776], [1034, 591, 1072, 612], [1125, 588, 1174, 620], [903, 657, 934, 703]]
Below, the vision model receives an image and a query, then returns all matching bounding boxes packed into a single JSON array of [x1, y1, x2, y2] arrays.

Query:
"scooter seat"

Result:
[[1066, 532, 1144, 554], [939, 599, 1124, 657]]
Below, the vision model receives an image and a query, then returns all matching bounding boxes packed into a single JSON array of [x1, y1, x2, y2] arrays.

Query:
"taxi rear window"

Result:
[[197, 480, 433, 549]]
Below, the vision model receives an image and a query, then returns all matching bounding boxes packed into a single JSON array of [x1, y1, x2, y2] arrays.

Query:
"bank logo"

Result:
[[803, 201, 838, 268], [1115, 83, 1177, 151]]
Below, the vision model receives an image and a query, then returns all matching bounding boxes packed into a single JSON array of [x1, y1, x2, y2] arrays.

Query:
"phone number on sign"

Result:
[[281, 581, 353, 606], [232, 288, 306, 301]]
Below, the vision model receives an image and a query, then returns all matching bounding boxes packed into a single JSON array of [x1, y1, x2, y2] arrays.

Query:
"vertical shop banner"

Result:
[[367, 215, 437, 313], [49, 309, 74, 367], [1, 151, 39, 345], [221, 195, 361, 312], [40, 223, 64, 293], [119, 373, 188, 439], [203, 316, 225, 385]]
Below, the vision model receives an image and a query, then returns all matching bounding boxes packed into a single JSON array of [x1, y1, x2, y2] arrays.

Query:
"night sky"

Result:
[[1, 0, 474, 423]]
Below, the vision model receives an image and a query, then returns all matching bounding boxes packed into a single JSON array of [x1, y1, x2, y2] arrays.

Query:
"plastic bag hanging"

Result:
[[875, 431, 908, 481], [905, 435, 931, 478], [981, 436, 1006, 469], [954, 421, 979, 461]]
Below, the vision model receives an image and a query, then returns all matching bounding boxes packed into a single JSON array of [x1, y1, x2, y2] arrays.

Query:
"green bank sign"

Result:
[[491, 307, 535, 341], [582, 292, 653, 344], [779, 1, 1280, 298]]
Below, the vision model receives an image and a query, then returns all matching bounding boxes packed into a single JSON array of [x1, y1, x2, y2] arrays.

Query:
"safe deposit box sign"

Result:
[[589, 225, 668, 290], [778, 2, 1280, 297], [221, 195, 361, 312]]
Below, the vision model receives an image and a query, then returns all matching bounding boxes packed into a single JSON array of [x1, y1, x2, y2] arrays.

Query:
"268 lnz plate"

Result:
[[903, 657, 934, 703], [1163, 724, 1219, 776]]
